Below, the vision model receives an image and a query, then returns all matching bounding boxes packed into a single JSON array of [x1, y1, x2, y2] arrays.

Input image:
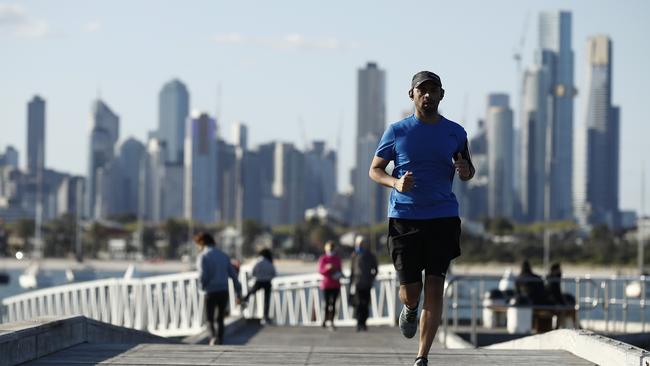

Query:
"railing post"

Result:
[[452, 281, 459, 329], [622, 280, 629, 333], [470, 288, 477, 348], [642, 275, 647, 333], [603, 280, 609, 332], [574, 277, 581, 328]]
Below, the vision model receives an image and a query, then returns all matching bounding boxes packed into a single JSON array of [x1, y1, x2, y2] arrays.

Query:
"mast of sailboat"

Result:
[[34, 144, 43, 259], [75, 178, 84, 262]]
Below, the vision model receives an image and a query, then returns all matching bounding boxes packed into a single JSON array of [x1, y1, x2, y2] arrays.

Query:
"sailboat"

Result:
[[19, 160, 53, 289], [18, 261, 53, 289]]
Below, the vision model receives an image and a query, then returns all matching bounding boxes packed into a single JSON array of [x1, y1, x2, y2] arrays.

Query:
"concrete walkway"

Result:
[[26, 325, 593, 365]]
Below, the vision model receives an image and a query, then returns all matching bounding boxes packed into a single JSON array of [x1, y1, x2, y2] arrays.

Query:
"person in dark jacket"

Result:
[[194, 232, 242, 345], [545, 262, 565, 305], [350, 235, 378, 331], [515, 260, 550, 305]]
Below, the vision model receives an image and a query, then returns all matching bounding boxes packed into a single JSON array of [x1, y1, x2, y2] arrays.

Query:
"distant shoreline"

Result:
[[0, 258, 643, 277]]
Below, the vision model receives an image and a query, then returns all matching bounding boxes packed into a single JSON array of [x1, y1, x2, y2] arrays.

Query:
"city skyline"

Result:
[[1, 1, 649, 215]]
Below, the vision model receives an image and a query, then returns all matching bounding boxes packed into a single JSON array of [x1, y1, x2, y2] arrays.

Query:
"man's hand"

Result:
[[454, 153, 471, 179], [394, 171, 415, 192]]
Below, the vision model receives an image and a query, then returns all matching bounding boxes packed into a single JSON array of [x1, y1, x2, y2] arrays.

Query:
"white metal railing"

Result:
[[442, 275, 604, 347], [1, 264, 399, 337], [242, 264, 399, 327]]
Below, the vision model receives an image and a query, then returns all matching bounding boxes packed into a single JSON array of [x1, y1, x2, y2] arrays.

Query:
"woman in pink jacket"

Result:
[[318, 240, 342, 330]]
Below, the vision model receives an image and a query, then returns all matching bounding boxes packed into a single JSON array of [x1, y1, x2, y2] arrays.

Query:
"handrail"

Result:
[[441, 274, 602, 348], [1, 264, 399, 336]]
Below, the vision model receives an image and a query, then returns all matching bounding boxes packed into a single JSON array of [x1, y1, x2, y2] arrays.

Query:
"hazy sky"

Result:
[[1, 0, 649, 214]]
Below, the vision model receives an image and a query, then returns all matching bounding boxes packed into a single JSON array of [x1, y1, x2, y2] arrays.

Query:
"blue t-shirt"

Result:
[[375, 114, 467, 219]]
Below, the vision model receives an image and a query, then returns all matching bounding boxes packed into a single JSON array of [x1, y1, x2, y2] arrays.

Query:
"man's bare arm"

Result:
[[369, 156, 414, 192], [369, 156, 396, 188]]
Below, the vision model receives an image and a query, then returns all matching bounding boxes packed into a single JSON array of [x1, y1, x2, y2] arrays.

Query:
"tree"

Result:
[[161, 219, 188, 259], [11, 219, 35, 253], [242, 219, 264, 257], [43, 214, 75, 257]]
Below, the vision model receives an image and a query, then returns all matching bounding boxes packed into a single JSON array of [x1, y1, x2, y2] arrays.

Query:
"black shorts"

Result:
[[388, 217, 461, 285]]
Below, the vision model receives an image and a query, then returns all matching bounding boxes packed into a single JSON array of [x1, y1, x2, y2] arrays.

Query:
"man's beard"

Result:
[[421, 102, 437, 115]]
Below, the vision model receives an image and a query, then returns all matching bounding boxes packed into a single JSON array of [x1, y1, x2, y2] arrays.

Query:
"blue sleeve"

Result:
[[455, 127, 468, 155], [375, 125, 396, 161]]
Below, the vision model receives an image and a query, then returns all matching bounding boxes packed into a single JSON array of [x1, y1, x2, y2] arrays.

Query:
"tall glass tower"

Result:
[[520, 11, 575, 222], [486, 94, 514, 218], [184, 113, 218, 224], [86, 100, 119, 218], [159, 79, 189, 164], [353, 62, 386, 225], [580, 35, 620, 228], [539, 10, 575, 221], [27, 95, 46, 176]]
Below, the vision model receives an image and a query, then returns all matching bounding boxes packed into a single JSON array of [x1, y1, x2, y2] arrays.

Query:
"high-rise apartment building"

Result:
[[353, 62, 386, 225], [184, 113, 218, 224], [86, 100, 119, 218], [575, 35, 620, 228], [158, 79, 189, 164], [27, 96, 46, 176], [520, 11, 575, 222], [486, 94, 514, 218]]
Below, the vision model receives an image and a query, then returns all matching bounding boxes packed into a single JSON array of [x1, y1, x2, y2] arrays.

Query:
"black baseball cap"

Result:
[[411, 71, 442, 89]]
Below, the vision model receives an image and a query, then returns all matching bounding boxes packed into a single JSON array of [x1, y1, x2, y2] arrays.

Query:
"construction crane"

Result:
[[513, 12, 531, 78], [513, 12, 530, 132]]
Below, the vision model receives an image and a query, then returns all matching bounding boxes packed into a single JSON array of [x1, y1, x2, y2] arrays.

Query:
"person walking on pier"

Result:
[[194, 232, 242, 345], [242, 248, 276, 324], [318, 240, 343, 330], [369, 71, 474, 366], [349, 235, 378, 331]]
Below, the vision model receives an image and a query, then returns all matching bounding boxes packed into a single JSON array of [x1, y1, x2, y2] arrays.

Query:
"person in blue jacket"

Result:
[[194, 232, 242, 345]]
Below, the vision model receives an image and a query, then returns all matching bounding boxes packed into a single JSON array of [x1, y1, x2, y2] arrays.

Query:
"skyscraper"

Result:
[[117, 137, 146, 216], [577, 35, 620, 228], [271, 142, 305, 225], [486, 94, 514, 218], [217, 139, 238, 223], [353, 62, 386, 225], [27, 96, 46, 176], [304, 141, 337, 210], [158, 79, 189, 164], [144, 137, 166, 222], [0, 146, 19, 168], [184, 113, 218, 224], [460, 120, 488, 221], [539, 11, 575, 221], [231, 122, 248, 151], [520, 11, 575, 222], [86, 100, 119, 218]]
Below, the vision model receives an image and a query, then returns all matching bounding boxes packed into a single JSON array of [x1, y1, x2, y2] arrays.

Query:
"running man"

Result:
[[369, 71, 474, 366]]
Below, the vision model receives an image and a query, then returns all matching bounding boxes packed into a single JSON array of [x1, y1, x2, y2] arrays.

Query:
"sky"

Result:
[[1, 0, 649, 215]]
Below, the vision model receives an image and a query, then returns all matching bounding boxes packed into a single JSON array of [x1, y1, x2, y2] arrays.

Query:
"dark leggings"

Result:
[[355, 288, 371, 327], [323, 288, 340, 323], [243, 280, 272, 319], [205, 291, 229, 341]]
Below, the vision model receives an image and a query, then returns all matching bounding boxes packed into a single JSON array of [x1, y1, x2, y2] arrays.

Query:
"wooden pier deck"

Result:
[[26, 325, 594, 366]]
